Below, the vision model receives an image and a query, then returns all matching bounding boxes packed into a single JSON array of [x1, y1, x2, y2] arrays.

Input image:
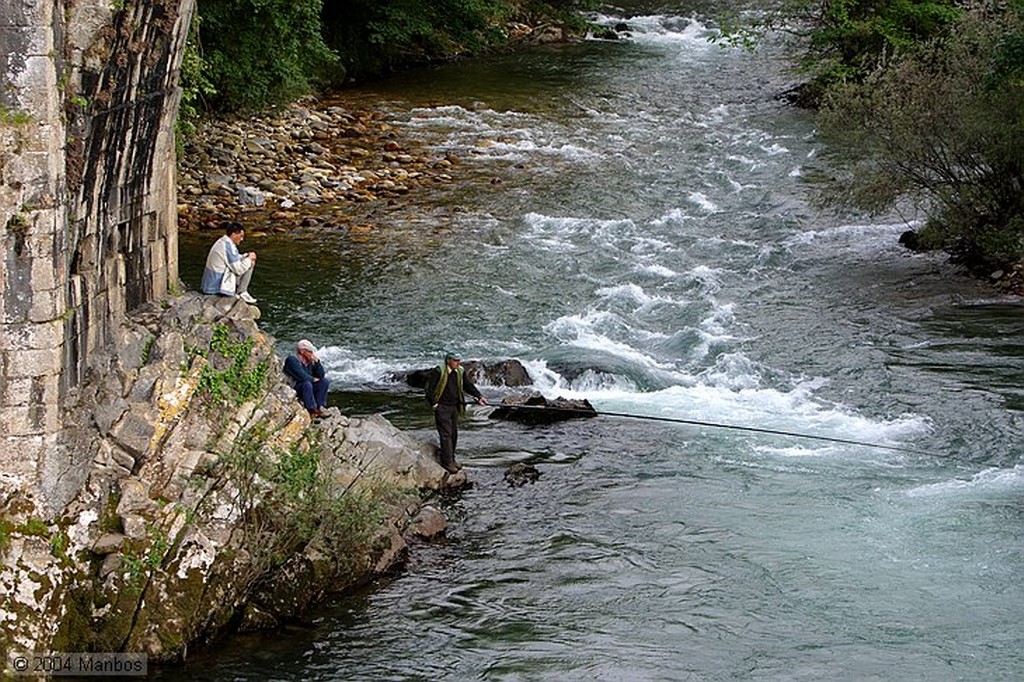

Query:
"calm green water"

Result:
[[174, 5, 1024, 680]]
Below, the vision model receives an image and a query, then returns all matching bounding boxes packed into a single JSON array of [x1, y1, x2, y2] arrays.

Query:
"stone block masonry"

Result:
[[0, 0, 194, 515], [0, 1, 476, 664], [0, 0, 192, 656]]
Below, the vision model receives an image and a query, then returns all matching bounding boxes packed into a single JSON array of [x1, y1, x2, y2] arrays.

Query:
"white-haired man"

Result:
[[283, 339, 329, 418]]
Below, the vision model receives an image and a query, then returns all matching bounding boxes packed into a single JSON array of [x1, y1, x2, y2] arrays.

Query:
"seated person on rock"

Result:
[[201, 221, 258, 304], [284, 339, 330, 418]]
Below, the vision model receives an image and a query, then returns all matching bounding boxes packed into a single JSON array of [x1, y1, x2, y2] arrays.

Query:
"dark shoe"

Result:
[[442, 461, 462, 474], [309, 408, 324, 419]]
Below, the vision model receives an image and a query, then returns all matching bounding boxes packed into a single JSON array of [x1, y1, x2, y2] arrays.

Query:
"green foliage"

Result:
[[219, 423, 390, 579], [321, 0, 513, 77], [49, 529, 69, 558], [0, 108, 33, 127], [185, 0, 592, 113], [808, 0, 961, 78], [21, 517, 48, 536], [141, 336, 155, 365], [0, 516, 13, 556], [197, 0, 341, 112], [716, 0, 961, 96], [177, 14, 216, 141], [197, 324, 268, 405], [120, 526, 171, 593], [818, 3, 1024, 270]]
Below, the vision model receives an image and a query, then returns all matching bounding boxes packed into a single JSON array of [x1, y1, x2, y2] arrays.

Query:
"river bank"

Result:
[[176, 100, 465, 235], [0, 291, 470, 663]]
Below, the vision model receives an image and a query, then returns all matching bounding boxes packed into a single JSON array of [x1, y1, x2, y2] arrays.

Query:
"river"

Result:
[[174, 3, 1024, 680]]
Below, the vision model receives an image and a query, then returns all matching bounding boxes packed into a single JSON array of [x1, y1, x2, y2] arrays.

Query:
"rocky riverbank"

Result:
[[180, 95, 1024, 298], [0, 293, 466, 663], [176, 101, 461, 234]]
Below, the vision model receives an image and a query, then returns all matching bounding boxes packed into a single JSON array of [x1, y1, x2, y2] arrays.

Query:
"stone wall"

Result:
[[0, 0, 192, 516]]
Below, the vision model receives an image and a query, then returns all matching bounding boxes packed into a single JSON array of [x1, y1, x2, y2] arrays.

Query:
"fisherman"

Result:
[[424, 352, 487, 473]]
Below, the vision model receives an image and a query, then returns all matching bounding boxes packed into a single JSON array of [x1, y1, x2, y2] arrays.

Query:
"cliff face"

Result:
[[0, 0, 193, 658], [0, 2, 460, 662]]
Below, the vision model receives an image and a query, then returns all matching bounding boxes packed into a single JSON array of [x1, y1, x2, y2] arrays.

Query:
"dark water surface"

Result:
[[173, 4, 1024, 680]]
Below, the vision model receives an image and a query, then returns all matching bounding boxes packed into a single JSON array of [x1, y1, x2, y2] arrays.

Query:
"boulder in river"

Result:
[[488, 393, 598, 424], [401, 358, 532, 389], [504, 463, 541, 487]]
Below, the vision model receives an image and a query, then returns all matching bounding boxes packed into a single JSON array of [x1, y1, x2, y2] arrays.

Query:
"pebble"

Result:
[[177, 100, 460, 232]]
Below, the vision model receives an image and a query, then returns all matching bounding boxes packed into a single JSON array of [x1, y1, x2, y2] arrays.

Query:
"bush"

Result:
[[817, 4, 1024, 270]]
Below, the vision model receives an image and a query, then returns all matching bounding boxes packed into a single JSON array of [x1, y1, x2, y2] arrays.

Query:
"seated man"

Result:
[[283, 339, 329, 418], [201, 221, 258, 304]]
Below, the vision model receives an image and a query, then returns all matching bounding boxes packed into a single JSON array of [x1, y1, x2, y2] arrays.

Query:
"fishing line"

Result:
[[484, 403, 939, 457]]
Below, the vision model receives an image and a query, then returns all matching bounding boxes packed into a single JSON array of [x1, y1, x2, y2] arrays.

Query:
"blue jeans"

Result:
[[295, 378, 329, 411]]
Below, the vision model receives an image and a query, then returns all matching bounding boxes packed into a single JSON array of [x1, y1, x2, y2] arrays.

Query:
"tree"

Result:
[[196, 0, 340, 112], [817, 2, 1024, 270]]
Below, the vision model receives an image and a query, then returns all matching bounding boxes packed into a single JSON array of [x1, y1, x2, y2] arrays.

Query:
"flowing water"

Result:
[[174, 4, 1024, 680]]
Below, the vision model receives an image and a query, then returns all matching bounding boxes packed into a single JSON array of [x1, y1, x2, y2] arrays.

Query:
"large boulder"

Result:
[[488, 393, 598, 424], [401, 358, 532, 389]]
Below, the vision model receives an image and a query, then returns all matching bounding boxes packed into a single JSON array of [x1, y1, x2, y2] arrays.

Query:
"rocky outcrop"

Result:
[[0, 293, 462, 662]]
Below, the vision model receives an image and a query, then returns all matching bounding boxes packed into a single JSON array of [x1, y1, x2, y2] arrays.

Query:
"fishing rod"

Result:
[[483, 402, 937, 457]]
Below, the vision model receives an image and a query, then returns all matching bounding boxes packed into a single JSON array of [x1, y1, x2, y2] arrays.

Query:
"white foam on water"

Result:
[[590, 14, 720, 49], [522, 212, 640, 253], [594, 283, 687, 311], [784, 222, 912, 250], [688, 192, 719, 213], [518, 343, 929, 454], [904, 464, 1024, 498], [316, 345, 407, 385], [398, 103, 602, 166], [473, 138, 598, 162], [605, 383, 926, 450], [650, 208, 691, 229], [633, 262, 678, 278], [760, 143, 790, 156]]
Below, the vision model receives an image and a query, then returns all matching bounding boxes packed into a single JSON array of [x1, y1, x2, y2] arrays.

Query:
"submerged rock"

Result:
[[504, 463, 541, 487]]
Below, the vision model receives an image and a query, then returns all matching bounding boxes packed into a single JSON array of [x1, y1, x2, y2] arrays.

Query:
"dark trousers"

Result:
[[295, 378, 329, 411], [434, 403, 460, 466]]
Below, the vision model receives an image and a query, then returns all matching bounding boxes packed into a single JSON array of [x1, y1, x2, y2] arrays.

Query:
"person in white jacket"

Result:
[[201, 222, 258, 304]]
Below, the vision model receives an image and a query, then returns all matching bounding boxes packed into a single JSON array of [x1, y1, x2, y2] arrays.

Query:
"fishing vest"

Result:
[[431, 364, 466, 414]]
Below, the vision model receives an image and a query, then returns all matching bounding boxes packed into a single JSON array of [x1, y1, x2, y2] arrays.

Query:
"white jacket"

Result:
[[201, 235, 251, 296]]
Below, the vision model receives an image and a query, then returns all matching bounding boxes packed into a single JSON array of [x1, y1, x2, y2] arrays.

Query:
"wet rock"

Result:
[[488, 393, 598, 424], [504, 463, 541, 487], [899, 229, 924, 251], [408, 505, 447, 540], [400, 358, 532, 389]]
